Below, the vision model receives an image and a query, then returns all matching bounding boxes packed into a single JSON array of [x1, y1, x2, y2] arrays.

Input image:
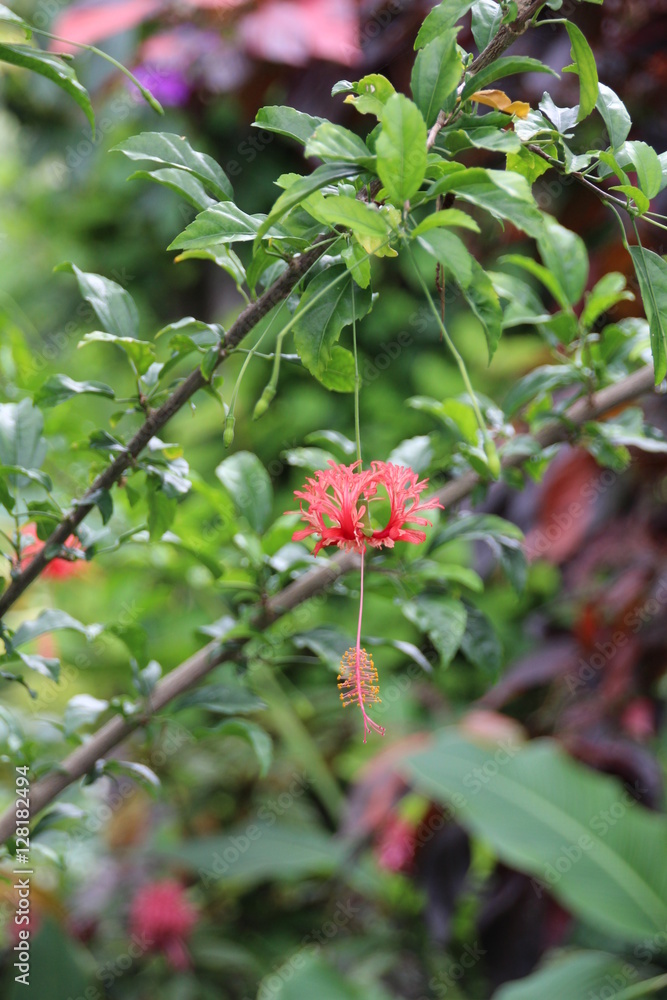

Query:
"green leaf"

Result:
[[460, 604, 502, 674], [430, 167, 544, 238], [341, 240, 371, 288], [78, 331, 155, 376], [415, 228, 473, 287], [168, 202, 272, 251], [216, 451, 273, 533], [0, 43, 94, 133], [0, 465, 52, 491], [462, 55, 558, 100], [106, 759, 161, 789], [263, 955, 367, 1000], [376, 93, 428, 205], [495, 951, 653, 1000], [401, 596, 467, 667], [440, 126, 521, 153], [415, 1, 473, 48], [628, 244, 667, 383], [623, 140, 663, 199], [11, 609, 98, 649], [581, 272, 633, 329], [610, 184, 650, 215], [174, 245, 246, 291], [596, 83, 631, 150], [340, 73, 396, 117], [585, 407, 667, 456], [317, 345, 356, 393], [64, 694, 109, 736], [256, 162, 359, 243], [217, 720, 272, 777], [506, 146, 553, 185], [174, 823, 344, 888], [127, 167, 215, 211], [34, 375, 115, 408], [460, 259, 503, 360], [407, 732, 667, 940], [177, 682, 266, 716], [254, 106, 325, 144], [564, 21, 599, 122], [113, 131, 233, 202], [0, 398, 46, 474], [537, 216, 589, 307], [305, 192, 390, 237], [305, 122, 375, 167], [503, 364, 586, 415], [412, 209, 481, 235], [15, 652, 60, 681], [56, 262, 139, 338], [0, 5, 31, 31], [411, 30, 463, 127], [502, 253, 571, 311], [146, 478, 177, 540], [471, 0, 503, 51], [293, 265, 372, 380]]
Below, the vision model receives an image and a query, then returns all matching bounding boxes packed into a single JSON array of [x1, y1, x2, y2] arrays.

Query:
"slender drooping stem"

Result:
[[351, 549, 385, 743]]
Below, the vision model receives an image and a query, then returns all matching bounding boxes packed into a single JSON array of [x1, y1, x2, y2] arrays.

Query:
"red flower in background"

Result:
[[129, 879, 197, 970], [19, 524, 86, 580], [290, 460, 442, 556]]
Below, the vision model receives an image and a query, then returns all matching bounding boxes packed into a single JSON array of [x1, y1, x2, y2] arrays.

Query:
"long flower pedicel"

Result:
[[290, 461, 443, 741]]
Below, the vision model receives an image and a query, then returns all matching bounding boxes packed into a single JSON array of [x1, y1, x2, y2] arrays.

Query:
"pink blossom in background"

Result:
[[129, 879, 198, 970]]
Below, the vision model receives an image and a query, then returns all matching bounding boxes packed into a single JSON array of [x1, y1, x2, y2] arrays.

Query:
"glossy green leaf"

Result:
[[412, 208, 481, 235], [415, 228, 473, 287], [623, 140, 663, 199], [293, 265, 372, 380], [34, 375, 115, 408], [503, 364, 587, 415], [305, 192, 390, 237], [0, 43, 94, 133], [56, 262, 139, 338], [411, 30, 463, 127], [11, 609, 98, 649], [462, 55, 558, 100], [127, 167, 215, 211], [471, 0, 503, 51], [113, 131, 233, 201], [581, 272, 634, 329], [564, 21, 599, 122], [496, 951, 652, 1000], [305, 122, 375, 167], [415, 1, 473, 48], [537, 216, 589, 307], [317, 345, 356, 393], [460, 259, 503, 360], [402, 595, 467, 667], [78, 332, 155, 376], [256, 162, 359, 243], [628, 244, 667, 383], [64, 694, 109, 736], [376, 93, 428, 205], [0, 399, 46, 474], [216, 451, 273, 533], [407, 732, 667, 940], [460, 604, 502, 674], [430, 167, 544, 238], [168, 203, 271, 250], [596, 83, 632, 150], [254, 106, 325, 144]]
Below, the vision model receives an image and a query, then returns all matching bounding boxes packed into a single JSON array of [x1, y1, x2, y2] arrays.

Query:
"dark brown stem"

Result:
[[0, 363, 656, 843]]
